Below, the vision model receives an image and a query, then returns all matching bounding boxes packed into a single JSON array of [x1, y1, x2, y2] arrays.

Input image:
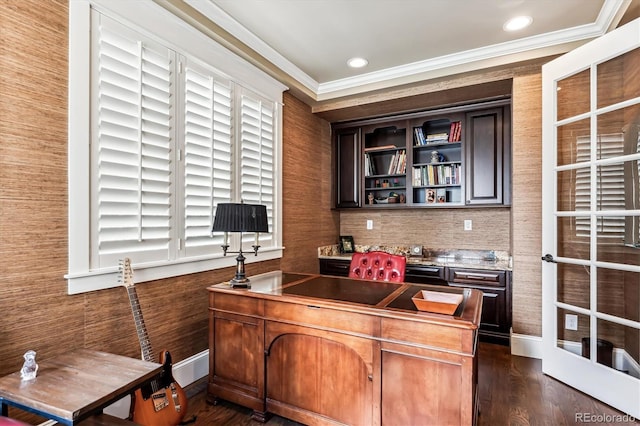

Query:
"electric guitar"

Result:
[[118, 258, 188, 426]]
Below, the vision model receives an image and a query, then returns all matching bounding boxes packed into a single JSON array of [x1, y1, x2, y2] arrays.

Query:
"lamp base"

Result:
[[230, 277, 251, 288]]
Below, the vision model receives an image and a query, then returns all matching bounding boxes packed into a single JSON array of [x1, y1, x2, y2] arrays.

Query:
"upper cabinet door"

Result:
[[335, 127, 361, 208], [465, 107, 510, 205]]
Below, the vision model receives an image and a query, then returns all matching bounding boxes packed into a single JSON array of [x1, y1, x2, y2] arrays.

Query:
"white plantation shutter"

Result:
[[239, 91, 275, 246], [71, 5, 284, 292], [183, 61, 233, 256], [92, 14, 174, 267], [575, 133, 625, 239]]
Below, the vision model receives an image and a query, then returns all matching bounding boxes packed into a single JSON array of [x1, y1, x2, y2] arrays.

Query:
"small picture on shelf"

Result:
[[436, 188, 446, 203], [339, 235, 355, 253], [426, 188, 436, 204]]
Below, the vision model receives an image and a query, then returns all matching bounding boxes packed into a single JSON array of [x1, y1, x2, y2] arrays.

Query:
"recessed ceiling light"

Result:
[[347, 57, 368, 68], [503, 16, 533, 32]]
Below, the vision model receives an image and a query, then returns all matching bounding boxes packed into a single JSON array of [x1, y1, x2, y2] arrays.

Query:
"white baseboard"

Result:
[[510, 331, 543, 359], [102, 350, 209, 420], [510, 332, 640, 379]]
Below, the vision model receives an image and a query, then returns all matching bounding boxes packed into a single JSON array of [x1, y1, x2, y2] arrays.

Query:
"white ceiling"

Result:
[[184, 0, 632, 101]]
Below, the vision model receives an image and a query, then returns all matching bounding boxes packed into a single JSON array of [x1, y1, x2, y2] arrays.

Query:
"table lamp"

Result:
[[212, 202, 269, 288]]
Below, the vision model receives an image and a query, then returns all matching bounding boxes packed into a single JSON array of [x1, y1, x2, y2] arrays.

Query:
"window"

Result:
[[68, 1, 285, 293]]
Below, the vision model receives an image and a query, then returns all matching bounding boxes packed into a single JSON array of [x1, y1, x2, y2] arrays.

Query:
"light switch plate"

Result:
[[410, 245, 422, 257]]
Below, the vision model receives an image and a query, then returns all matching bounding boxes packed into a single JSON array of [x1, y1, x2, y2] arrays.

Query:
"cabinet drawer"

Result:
[[405, 265, 446, 285], [447, 268, 505, 288], [264, 300, 376, 336], [319, 258, 351, 277]]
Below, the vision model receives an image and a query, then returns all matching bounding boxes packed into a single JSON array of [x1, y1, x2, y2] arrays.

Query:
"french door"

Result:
[[542, 18, 640, 418]]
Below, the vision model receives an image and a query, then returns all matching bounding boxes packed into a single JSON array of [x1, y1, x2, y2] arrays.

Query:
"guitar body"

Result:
[[118, 258, 188, 426], [132, 350, 187, 426]]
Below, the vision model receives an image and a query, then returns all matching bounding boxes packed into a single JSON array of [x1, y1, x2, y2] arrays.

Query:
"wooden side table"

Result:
[[0, 349, 161, 425]]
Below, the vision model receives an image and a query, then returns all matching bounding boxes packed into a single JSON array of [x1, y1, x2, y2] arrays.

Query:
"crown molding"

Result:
[[179, 0, 629, 102]]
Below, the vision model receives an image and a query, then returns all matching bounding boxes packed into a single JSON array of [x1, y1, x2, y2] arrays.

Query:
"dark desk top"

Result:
[[212, 271, 475, 322], [0, 349, 161, 425]]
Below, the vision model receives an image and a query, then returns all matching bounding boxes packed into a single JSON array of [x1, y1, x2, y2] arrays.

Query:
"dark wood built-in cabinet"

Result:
[[447, 267, 511, 344], [333, 100, 511, 208], [335, 127, 361, 208], [465, 108, 512, 205]]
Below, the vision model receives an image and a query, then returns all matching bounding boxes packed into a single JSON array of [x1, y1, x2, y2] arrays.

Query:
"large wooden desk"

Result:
[[0, 349, 162, 425], [207, 271, 482, 425]]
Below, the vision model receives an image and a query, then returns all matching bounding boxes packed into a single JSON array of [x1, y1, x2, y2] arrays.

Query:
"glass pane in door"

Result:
[[597, 47, 640, 108], [597, 268, 640, 323], [557, 262, 590, 309], [597, 106, 640, 160], [557, 216, 590, 258], [596, 318, 639, 376], [557, 69, 591, 121], [557, 118, 591, 167], [556, 306, 590, 353]]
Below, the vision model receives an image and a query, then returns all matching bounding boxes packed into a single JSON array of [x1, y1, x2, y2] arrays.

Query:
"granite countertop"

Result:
[[318, 244, 511, 271]]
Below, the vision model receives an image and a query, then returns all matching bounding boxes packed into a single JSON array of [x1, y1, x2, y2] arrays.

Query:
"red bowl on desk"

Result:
[[412, 290, 463, 315]]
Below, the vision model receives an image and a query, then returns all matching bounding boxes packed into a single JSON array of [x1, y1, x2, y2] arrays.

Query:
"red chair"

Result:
[[348, 251, 406, 282]]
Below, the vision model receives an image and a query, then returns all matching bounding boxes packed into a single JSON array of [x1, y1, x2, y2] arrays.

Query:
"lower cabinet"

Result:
[[447, 267, 511, 344]]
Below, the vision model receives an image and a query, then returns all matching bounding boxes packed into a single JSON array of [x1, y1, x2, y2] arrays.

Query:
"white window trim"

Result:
[[68, 0, 286, 294]]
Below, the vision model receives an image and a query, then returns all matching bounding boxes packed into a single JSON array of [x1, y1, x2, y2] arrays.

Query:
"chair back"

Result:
[[348, 251, 406, 282]]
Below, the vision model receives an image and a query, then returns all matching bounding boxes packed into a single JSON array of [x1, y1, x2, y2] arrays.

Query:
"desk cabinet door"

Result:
[[266, 325, 375, 425], [210, 311, 265, 412]]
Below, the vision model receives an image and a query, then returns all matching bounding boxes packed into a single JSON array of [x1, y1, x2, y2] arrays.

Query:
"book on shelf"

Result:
[[364, 144, 397, 152], [412, 163, 460, 186], [387, 149, 406, 175], [436, 188, 446, 203], [425, 132, 449, 144], [448, 121, 461, 142], [364, 153, 376, 176], [413, 128, 426, 146]]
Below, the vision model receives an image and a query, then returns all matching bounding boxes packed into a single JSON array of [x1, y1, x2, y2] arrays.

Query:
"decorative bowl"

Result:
[[412, 290, 463, 315]]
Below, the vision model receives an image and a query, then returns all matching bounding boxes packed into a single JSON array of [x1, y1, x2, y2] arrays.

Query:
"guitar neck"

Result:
[[126, 285, 155, 362]]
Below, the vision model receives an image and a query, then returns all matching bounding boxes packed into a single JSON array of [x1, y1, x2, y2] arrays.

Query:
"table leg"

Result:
[[1, 400, 8, 417]]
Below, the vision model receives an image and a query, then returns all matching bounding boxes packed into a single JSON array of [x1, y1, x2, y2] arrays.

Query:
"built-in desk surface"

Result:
[[222, 271, 473, 320]]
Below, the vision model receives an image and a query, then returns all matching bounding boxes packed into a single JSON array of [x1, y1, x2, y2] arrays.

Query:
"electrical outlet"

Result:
[[565, 314, 578, 331], [366, 219, 373, 230], [464, 220, 472, 231]]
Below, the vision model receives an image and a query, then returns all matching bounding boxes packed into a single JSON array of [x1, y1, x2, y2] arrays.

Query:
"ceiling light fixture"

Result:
[[503, 16, 533, 32], [347, 57, 368, 68]]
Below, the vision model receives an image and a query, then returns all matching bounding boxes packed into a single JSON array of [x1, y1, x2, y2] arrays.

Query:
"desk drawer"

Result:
[[210, 292, 263, 316], [264, 300, 376, 336]]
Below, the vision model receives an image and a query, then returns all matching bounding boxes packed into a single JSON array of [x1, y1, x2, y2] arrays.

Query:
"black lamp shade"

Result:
[[212, 203, 269, 233]]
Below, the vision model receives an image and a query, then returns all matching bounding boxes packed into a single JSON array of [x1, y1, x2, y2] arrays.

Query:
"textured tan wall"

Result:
[[281, 92, 340, 272], [511, 73, 543, 336], [340, 208, 511, 252]]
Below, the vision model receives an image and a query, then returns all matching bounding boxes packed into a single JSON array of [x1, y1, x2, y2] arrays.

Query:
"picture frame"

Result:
[[339, 235, 355, 253], [426, 188, 436, 204]]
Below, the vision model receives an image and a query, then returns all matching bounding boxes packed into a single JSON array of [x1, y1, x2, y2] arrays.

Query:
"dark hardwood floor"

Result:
[[184, 342, 638, 425]]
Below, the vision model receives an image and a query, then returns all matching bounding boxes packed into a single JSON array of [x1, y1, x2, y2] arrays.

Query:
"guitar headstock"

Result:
[[118, 257, 134, 288]]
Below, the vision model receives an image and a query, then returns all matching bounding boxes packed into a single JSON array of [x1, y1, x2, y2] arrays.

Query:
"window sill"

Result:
[[65, 248, 283, 294]]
